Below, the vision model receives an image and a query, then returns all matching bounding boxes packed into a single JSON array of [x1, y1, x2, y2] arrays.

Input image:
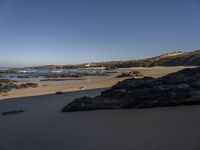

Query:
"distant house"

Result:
[[85, 64, 91, 67]]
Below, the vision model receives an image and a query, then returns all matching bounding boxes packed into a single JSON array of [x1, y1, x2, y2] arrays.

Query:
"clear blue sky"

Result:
[[0, 0, 200, 67]]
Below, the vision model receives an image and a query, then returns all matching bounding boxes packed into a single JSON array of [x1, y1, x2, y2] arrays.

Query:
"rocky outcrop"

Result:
[[19, 82, 38, 89], [0, 80, 39, 95], [116, 71, 143, 78], [0, 79, 18, 95], [62, 67, 200, 112]]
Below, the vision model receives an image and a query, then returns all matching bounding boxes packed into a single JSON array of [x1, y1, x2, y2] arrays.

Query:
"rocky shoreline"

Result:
[[0, 79, 18, 95], [0, 79, 38, 96], [62, 67, 200, 112]]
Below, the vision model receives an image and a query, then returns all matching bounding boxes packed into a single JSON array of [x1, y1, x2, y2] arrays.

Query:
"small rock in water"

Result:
[[55, 91, 64, 95], [2, 110, 24, 115]]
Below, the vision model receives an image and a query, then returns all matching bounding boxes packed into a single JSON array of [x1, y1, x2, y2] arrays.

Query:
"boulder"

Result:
[[55, 91, 64, 95]]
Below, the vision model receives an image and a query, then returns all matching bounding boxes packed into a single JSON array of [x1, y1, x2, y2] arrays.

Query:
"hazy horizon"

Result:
[[0, 48, 198, 68], [0, 0, 200, 67]]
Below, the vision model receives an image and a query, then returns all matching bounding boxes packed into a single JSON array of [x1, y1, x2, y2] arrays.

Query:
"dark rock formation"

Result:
[[2, 110, 24, 115], [62, 67, 200, 112], [43, 74, 80, 78], [19, 82, 38, 89], [116, 71, 143, 78], [17, 75, 32, 78], [55, 91, 64, 95], [0, 79, 18, 95], [0, 80, 39, 95]]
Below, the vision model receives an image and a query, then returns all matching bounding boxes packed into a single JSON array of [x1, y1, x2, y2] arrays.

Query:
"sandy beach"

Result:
[[119, 66, 196, 78], [0, 76, 128, 100], [1, 0, 199, 149], [1, 89, 200, 150], [0, 66, 194, 100]]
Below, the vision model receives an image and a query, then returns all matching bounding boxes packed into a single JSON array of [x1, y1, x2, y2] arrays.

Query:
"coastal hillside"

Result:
[[32, 49, 200, 69], [90, 49, 200, 68]]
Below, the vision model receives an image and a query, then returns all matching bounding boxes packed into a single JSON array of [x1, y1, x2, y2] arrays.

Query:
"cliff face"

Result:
[[62, 67, 200, 112]]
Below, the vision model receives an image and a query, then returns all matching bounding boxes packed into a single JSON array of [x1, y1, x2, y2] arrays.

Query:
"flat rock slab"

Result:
[[2, 110, 24, 115]]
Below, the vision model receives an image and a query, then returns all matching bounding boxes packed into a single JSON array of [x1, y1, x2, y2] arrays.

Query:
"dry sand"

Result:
[[0, 89, 200, 150], [0, 66, 194, 100], [0, 76, 128, 100], [119, 66, 196, 78]]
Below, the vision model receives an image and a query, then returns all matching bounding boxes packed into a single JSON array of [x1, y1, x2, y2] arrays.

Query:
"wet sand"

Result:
[[0, 89, 200, 150]]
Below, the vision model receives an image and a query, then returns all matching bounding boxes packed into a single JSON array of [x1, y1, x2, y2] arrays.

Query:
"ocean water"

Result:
[[0, 68, 119, 81]]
